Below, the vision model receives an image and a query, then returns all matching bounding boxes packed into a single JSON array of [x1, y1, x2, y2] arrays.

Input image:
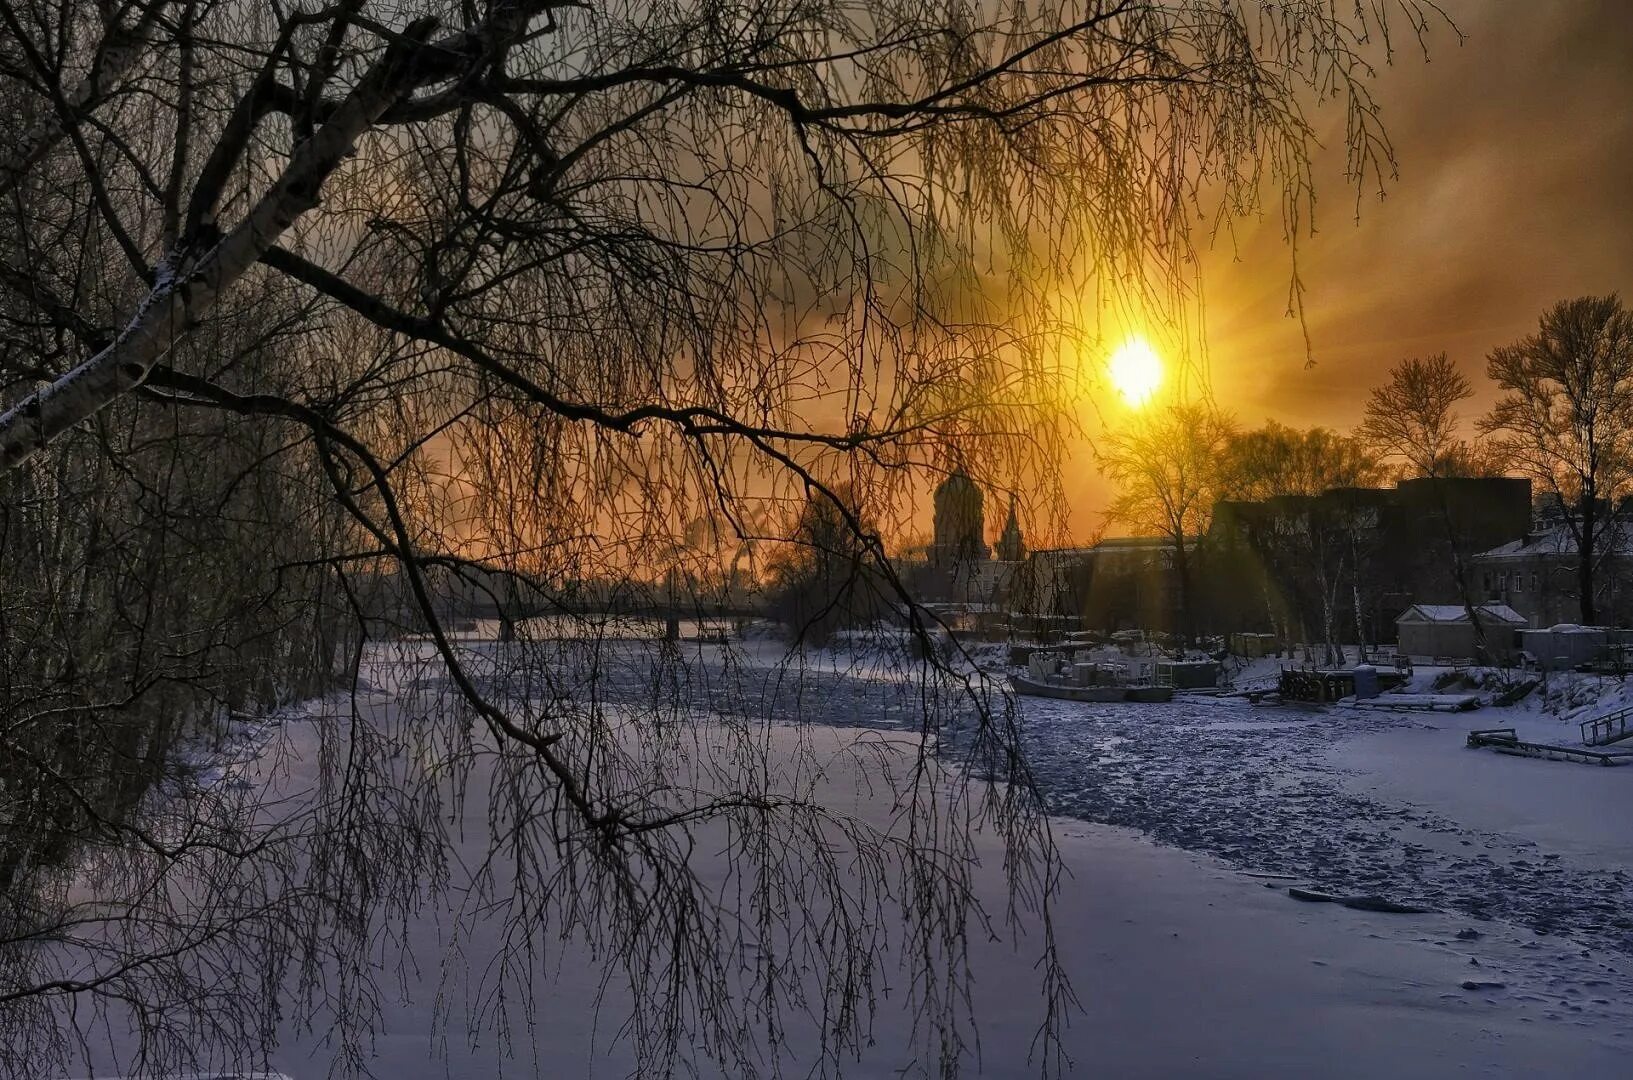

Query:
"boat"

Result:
[[1009, 674, 1128, 702], [1009, 675, 1175, 703]]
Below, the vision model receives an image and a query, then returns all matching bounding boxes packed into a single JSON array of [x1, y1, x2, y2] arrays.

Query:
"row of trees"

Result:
[[1098, 411, 1390, 645], [1101, 295, 1633, 633]]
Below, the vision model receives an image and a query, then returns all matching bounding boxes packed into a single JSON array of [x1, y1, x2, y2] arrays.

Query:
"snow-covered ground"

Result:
[[56, 639, 1633, 1077], [263, 790, 1633, 1078]]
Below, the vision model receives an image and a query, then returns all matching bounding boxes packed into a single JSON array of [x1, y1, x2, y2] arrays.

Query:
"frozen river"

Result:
[[1011, 694, 1633, 956], [51, 641, 1633, 1077], [518, 640, 1633, 960]]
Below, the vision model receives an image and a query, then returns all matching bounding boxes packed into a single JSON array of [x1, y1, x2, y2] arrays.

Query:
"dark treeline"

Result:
[[0, 283, 351, 892]]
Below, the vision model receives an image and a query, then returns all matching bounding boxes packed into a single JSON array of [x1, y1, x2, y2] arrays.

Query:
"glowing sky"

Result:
[[1060, 0, 1633, 541], [1203, 0, 1633, 425]]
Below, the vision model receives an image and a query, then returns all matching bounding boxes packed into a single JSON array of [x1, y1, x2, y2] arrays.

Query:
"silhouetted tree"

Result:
[[766, 486, 886, 644], [1221, 422, 1385, 500], [1481, 296, 1633, 623], [1359, 354, 1473, 477], [1431, 441, 1510, 478], [1099, 404, 1236, 638]]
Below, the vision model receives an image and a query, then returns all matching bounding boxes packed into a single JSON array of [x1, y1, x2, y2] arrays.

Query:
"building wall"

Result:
[[1476, 552, 1633, 628], [1389, 477, 1533, 604], [1397, 620, 1474, 660], [1206, 477, 1532, 645], [1022, 540, 1180, 632], [1396, 617, 1522, 661]]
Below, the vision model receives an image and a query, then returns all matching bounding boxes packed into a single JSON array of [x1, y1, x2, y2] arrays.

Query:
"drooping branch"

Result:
[[0, 3, 572, 472]]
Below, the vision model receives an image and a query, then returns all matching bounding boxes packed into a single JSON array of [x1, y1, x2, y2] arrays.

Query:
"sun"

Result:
[[1107, 338, 1164, 407]]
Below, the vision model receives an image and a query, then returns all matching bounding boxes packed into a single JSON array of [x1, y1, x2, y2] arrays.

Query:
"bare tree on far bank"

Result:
[[1099, 403, 1236, 640], [1222, 422, 1384, 502], [1359, 355, 1476, 480], [1482, 296, 1633, 625], [1360, 353, 1496, 653], [765, 485, 888, 646], [0, 1, 1451, 1075]]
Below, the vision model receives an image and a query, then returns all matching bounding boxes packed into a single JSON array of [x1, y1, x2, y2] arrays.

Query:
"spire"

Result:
[[997, 497, 1025, 562]]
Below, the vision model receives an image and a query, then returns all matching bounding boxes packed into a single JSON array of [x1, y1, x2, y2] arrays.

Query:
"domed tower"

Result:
[[931, 470, 989, 567], [996, 498, 1025, 562]]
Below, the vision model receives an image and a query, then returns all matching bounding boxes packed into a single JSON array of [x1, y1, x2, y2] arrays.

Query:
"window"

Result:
[[1513, 573, 1523, 593]]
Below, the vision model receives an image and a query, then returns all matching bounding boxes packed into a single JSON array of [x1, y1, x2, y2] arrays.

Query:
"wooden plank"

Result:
[[1354, 693, 1480, 713]]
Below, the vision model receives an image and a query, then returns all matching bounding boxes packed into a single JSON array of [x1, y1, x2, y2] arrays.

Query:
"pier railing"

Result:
[[1580, 705, 1633, 747]]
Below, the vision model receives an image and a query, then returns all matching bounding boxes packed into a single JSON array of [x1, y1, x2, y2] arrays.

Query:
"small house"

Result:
[[1395, 603, 1526, 663], [1229, 632, 1279, 658]]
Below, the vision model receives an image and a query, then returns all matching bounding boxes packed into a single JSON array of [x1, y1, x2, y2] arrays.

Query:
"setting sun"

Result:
[[1108, 338, 1164, 407]]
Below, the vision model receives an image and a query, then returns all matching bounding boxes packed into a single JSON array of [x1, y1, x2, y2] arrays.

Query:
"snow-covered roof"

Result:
[[1477, 521, 1633, 560], [1396, 603, 1526, 625]]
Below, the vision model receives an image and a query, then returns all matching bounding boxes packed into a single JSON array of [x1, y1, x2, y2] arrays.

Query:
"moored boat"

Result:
[[1009, 674, 1128, 702], [1007, 674, 1177, 703]]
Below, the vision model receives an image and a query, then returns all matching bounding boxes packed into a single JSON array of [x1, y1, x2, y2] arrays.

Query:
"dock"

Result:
[[1278, 666, 1408, 703], [1351, 693, 1480, 713], [1467, 727, 1633, 767]]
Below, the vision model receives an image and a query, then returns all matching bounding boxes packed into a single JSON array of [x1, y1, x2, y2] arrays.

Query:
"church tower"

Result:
[[930, 470, 989, 567]]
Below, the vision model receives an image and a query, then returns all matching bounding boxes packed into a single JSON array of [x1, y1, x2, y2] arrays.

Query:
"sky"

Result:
[[1061, 0, 1633, 540], [1202, 0, 1633, 426]]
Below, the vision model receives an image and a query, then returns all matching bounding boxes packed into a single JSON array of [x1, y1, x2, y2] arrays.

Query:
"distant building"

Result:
[[901, 473, 1029, 614], [1024, 537, 1182, 632], [995, 499, 1026, 562], [1473, 520, 1633, 627]]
